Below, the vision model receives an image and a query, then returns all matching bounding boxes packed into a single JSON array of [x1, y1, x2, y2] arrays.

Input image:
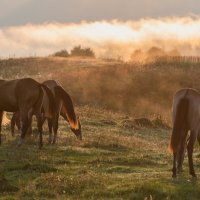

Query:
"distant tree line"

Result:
[[52, 45, 95, 58]]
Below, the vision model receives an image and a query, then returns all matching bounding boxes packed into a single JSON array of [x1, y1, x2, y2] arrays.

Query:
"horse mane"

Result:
[[40, 84, 55, 118], [55, 85, 78, 129]]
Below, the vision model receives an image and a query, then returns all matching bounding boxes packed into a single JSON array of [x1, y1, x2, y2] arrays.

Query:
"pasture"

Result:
[[0, 57, 200, 199]]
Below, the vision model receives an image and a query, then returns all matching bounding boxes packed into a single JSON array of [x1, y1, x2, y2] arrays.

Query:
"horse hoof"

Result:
[[191, 173, 197, 178], [17, 143, 22, 147], [172, 174, 176, 178], [48, 139, 53, 145], [17, 138, 23, 147], [177, 168, 183, 174], [39, 143, 43, 149]]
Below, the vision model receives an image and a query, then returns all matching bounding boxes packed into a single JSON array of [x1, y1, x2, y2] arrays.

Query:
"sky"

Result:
[[0, 0, 200, 26], [0, 0, 200, 59]]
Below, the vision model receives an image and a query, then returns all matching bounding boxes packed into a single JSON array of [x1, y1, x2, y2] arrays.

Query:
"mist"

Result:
[[0, 16, 200, 59]]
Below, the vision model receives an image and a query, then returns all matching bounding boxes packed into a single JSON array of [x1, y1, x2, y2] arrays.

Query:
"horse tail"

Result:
[[40, 84, 55, 118], [55, 86, 78, 129], [169, 97, 189, 153]]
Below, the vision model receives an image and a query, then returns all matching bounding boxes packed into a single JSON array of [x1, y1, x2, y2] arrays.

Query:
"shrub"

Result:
[[52, 49, 69, 57], [70, 45, 95, 58]]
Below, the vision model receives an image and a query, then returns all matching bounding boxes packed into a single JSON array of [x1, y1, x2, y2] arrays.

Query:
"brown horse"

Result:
[[0, 78, 54, 148], [169, 88, 200, 178], [43, 80, 82, 143], [11, 80, 82, 143]]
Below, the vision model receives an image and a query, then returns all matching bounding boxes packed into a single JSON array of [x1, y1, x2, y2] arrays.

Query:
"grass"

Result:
[[0, 57, 200, 199], [0, 106, 200, 200], [1, 56, 200, 122]]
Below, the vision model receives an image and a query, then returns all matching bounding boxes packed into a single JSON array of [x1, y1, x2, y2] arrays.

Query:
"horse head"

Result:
[[71, 117, 82, 140]]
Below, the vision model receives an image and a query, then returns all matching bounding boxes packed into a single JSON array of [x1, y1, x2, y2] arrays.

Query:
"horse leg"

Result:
[[0, 111, 3, 145], [11, 112, 21, 136], [172, 152, 177, 178], [18, 112, 31, 146], [36, 113, 43, 149], [25, 114, 33, 138], [16, 116, 21, 131], [48, 119, 53, 144], [187, 130, 197, 177], [11, 113, 16, 136], [52, 115, 59, 144], [177, 130, 188, 173], [41, 114, 46, 127]]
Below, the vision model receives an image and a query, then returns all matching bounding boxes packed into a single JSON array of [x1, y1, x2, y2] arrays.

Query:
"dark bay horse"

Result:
[[169, 88, 200, 177], [11, 80, 81, 143], [43, 80, 82, 143], [0, 78, 55, 148]]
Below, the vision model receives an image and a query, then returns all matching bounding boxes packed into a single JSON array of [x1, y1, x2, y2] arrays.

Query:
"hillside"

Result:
[[0, 57, 200, 199], [1, 56, 200, 121]]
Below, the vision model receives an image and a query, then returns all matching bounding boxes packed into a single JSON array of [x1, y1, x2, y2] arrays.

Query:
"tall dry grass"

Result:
[[56, 59, 200, 122], [1, 57, 200, 122]]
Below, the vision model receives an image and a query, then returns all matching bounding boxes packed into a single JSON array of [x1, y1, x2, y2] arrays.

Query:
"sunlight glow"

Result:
[[0, 16, 200, 59]]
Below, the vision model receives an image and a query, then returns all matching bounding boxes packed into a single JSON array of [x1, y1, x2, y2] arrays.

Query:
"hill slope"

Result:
[[0, 57, 200, 199]]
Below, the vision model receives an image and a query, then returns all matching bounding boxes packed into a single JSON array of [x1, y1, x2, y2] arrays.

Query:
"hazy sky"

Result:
[[0, 0, 200, 26]]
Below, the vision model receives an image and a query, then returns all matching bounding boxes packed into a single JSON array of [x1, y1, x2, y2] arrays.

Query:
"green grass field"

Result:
[[0, 106, 200, 200]]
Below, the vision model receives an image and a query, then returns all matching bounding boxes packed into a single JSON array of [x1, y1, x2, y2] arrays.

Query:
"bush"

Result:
[[52, 49, 69, 57], [70, 45, 95, 58]]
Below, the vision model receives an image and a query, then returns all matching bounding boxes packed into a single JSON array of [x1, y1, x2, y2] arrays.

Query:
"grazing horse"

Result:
[[11, 80, 82, 144], [0, 78, 54, 148], [169, 88, 200, 178], [43, 80, 82, 143]]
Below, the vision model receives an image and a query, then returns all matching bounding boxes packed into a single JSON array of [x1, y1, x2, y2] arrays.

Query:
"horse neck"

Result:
[[62, 103, 78, 129], [55, 85, 78, 129]]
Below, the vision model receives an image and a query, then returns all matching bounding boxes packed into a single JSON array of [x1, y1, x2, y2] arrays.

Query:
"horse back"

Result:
[[15, 78, 41, 109], [43, 80, 62, 113], [43, 80, 60, 96], [0, 79, 19, 111], [173, 88, 200, 130]]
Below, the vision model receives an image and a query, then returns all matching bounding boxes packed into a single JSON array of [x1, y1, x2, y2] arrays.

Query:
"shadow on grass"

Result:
[[127, 178, 200, 200], [83, 140, 129, 152], [0, 173, 19, 192], [89, 156, 165, 169], [4, 163, 57, 173]]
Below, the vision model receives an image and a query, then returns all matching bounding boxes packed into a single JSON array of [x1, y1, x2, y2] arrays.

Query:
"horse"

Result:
[[43, 80, 82, 143], [11, 80, 82, 144], [169, 88, 200, 178], [0, 78, 55, 148]]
